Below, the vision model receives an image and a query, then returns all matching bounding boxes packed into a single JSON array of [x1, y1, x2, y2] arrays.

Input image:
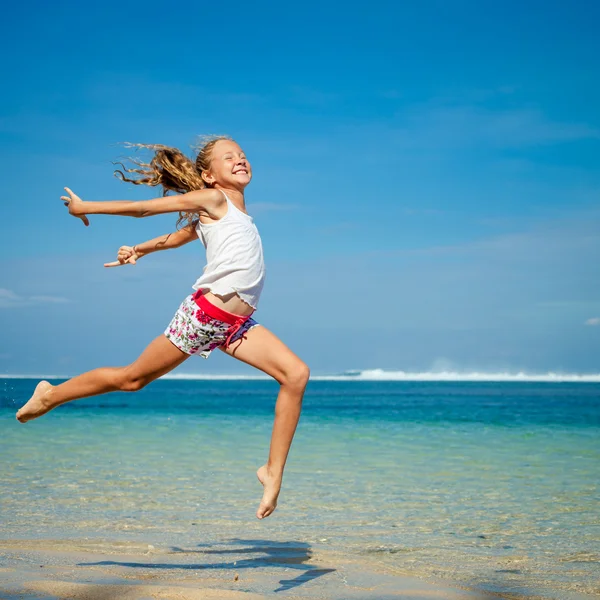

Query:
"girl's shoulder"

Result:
[[188, 187, 224, 202], [186, 188, 226, 211]]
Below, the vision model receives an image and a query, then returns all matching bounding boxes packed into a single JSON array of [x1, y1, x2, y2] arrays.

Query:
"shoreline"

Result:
[[0, 537, 592, 600], [0, 537, 505, 600]]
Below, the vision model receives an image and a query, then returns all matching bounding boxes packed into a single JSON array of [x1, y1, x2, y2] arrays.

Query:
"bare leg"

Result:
[[16, 335, 189, 423], [221, 326, 309, 519]]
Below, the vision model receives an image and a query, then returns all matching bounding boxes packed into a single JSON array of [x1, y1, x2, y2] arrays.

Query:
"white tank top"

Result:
[[192, 190, 265, 309]]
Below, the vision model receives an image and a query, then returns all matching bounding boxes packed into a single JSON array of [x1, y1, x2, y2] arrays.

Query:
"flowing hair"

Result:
[[113, 135, 233, 228]]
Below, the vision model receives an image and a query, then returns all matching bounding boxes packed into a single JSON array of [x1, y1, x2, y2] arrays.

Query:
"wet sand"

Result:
[[0, 538, 508, 600]]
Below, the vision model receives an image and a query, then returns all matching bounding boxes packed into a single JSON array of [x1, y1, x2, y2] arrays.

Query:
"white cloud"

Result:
[[402, 104, 600, 148], [0, 289, 20, 308], [29, 295, 70, 304], [342, 92, 600, 157], [585, 317, 600, 326], [0, 288, 69, 309]]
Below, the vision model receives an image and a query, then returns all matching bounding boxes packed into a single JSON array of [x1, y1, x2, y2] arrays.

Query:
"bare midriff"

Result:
[[202, 291, 255, 317]]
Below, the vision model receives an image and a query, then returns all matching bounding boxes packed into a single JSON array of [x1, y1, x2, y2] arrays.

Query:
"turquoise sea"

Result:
[[1, 377, 599, 598]]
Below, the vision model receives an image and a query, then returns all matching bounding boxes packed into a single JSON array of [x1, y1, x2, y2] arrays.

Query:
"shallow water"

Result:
[[1, 378, 599, 598]]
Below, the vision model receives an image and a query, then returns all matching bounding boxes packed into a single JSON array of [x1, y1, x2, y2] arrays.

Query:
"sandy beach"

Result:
[[0, 538, 512, 600]]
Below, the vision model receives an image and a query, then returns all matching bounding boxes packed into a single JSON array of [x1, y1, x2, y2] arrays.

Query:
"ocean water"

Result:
[[1, 377, 599, 598]]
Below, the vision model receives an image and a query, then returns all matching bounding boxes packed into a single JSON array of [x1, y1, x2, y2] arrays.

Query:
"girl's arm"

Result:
[[61, 187, 222, 222], [104, 223, 199, 268]]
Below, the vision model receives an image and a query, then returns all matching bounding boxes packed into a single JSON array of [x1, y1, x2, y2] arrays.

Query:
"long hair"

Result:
[[114, 135, 232, 228]]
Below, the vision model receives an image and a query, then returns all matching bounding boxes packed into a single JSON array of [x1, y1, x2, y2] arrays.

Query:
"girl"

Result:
[[16, 136, 310, 520]]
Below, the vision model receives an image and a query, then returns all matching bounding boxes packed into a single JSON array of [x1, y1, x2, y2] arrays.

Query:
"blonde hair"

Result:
[[114, 135, 233, 228]]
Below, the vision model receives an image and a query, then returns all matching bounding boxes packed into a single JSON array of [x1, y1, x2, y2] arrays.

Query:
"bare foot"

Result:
[[16, 381, 55, 423], [256, 465, 281, 519]]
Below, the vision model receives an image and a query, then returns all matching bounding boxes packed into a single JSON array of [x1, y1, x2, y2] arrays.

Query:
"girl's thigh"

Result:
[[125, 334, 190, 381], [220, 326, 307, 382]]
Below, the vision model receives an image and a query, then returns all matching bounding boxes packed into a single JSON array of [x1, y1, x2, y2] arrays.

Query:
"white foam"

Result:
[[311, 369, 600, 382], [160, 369, 600, 382]]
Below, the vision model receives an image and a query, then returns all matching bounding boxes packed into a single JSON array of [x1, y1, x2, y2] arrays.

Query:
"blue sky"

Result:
[[1, 0, 599, 376]]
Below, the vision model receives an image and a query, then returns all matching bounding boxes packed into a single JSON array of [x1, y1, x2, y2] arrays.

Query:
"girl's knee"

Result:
[[115, 368, 150, 392], [119, 379, 147, 392], [281, 360, 310, 390]]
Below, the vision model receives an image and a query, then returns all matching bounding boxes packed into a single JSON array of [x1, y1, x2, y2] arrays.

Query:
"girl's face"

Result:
[[204, 140, 252, 190]]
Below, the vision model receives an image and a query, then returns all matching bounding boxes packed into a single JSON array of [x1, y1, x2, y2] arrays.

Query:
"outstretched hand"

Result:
[[104, 245, 140, 268], [61, 187, 90, 227]]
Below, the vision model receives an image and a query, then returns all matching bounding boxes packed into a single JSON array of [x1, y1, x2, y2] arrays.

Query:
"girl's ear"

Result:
[[201, 170, 215, 186]]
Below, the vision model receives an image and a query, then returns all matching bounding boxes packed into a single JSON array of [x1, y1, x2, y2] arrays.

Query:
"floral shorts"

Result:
[[164, 293, 259, 358]]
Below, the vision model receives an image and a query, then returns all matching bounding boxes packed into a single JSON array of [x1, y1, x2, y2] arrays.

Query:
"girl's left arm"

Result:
[[104, 223, 198, 267], [61, 187, 221, 224]]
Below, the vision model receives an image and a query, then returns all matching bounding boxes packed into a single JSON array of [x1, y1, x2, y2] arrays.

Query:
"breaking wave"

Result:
[[311, 369, 600, 382]]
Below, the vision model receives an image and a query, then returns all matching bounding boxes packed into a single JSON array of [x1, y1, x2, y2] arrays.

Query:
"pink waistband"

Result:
[[191, 289, 252, 326]]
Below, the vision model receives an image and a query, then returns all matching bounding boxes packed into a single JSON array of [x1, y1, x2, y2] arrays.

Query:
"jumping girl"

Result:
[[16, 136, 310, 520]]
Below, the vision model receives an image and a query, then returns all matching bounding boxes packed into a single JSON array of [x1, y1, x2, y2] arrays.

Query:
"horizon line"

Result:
[[2, 369, 600, 383]]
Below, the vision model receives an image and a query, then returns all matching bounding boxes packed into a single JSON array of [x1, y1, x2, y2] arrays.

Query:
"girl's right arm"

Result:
[[62, 187, 222, 222], [104, 223, 199, 268]]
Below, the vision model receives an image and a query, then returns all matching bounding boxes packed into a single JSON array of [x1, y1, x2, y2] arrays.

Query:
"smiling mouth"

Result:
[[234, 170, 248, 175]]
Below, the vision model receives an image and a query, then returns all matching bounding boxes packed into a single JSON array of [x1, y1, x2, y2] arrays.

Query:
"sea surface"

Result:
[[1, 377, 599, 599]]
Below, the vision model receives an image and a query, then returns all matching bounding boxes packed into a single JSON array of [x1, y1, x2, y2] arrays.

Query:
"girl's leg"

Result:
[[16, 335, 189, 423], [221, 326, 310, 519]]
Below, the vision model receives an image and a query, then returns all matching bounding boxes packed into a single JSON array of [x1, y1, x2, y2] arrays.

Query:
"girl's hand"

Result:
[[104, 245, 141, 268], [61, 187, 90, 227]]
